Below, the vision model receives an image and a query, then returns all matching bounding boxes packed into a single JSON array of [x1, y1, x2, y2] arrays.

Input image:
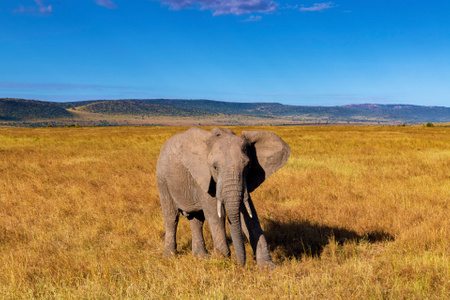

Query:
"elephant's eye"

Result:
[[213, 164, 218, 171]]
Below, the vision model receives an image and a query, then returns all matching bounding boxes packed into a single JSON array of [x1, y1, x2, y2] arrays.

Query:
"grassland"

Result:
[[0, 125, 449, 298]]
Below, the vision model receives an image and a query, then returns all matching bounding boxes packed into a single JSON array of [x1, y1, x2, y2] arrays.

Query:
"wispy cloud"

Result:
[[0, 82, 129, 91], [243, 15, 262, 22], [160, 0, 277, 16], [11, 1, 336, 17], [300, 2, 334, 12], [35, 0, 52, 13], [95, 0, 117, 9], [14, 0, 52, 15]]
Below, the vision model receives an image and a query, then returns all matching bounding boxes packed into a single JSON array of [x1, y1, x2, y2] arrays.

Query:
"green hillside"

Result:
[[76, 100, 218, 117], [0, 98, 73, 121]]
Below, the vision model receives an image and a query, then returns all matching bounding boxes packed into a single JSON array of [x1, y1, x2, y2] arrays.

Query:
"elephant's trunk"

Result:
[[224, 194, 246, 266], [219, 174, 246, 266]]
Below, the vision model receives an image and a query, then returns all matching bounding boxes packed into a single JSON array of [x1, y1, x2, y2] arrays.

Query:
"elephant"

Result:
[[156, 127, 290, 267]]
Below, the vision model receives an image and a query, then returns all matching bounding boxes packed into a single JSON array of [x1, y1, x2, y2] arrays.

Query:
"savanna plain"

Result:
[[0, 125, 449, 299]]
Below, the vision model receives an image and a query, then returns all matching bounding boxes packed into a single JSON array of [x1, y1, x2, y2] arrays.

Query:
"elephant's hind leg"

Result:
[[158, 179, 179, 257], [187, 211, 208, 258]]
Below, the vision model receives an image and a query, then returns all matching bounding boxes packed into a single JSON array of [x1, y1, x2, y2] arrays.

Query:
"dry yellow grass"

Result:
[[0, 125, 449, 298]]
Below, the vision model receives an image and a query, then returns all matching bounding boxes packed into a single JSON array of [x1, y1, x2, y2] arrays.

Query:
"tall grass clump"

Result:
[[0, 125, 449, 298]]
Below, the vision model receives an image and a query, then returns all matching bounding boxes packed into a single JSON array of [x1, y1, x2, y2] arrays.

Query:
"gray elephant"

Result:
[[156, 127, 290, 267]]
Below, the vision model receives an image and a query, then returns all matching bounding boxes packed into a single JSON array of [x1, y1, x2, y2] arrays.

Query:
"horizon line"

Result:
[[1, 97, 449, 109]]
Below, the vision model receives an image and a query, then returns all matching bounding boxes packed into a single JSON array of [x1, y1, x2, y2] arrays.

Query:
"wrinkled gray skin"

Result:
[[156, 127, 290, 267]]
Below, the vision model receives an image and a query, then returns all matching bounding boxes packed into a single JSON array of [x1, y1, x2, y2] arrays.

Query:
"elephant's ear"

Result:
[[175, 128, 212, 194], [242, 131, 290, 193]]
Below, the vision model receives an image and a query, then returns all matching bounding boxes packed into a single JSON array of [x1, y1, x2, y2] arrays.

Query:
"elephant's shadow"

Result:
[[263, 218, 394, 260]]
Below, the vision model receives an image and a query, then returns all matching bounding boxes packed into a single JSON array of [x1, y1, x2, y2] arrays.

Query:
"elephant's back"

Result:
[[156, 131, 186, 176]]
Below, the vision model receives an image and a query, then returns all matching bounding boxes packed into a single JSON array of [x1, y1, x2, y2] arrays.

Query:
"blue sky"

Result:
[[1, 0, 450, 106]]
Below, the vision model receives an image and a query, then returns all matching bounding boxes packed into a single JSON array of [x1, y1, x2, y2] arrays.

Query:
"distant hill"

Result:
[[76, 100, 218, 117], [136, 99, 284, 116], [1, 98, 449, 126], [340, 104, 450, 123], [101, 99, 450, 123], [0, 98, 73, 121]]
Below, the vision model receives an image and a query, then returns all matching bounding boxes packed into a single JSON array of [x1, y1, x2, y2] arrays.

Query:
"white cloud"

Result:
[[243, 15, 262, 22], [95, 0, 117, 9], [14, 0, 52, 15], [300, 2, 334, 12], [161, 0, 277, 16], [0, 82, 129, 91], [35, 0, 52, 13]]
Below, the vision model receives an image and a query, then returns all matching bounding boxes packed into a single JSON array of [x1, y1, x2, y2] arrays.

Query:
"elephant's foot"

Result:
[[192, 243, 208, 258], [213, 247, 231, 258], [163, 249, 176, 258], [193, 251, 209, 259], [256, 259, 276, 269]]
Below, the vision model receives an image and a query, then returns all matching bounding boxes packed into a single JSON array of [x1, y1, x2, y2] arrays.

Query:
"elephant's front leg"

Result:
[[210, 217, 231, 258], [202, 203, 230, 258], [187, 211, 208, 258], [240, 198, 275, 268]]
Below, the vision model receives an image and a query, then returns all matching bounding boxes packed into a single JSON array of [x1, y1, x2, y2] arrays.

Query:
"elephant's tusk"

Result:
[[217, 199, 223, 218], [243, 179, 253, 218], [243, 195, 253, 218]]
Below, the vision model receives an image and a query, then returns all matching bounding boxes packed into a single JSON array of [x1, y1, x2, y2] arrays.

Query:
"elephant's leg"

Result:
[[163, 210, 179, 258], [241, 198, 275, 268], [158, 180, 179, 257], [202, 204, 230, 258], [187, 211, 208, 258]]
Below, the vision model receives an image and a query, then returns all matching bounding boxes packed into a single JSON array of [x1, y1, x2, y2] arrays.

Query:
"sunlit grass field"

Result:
[[0, 125, 449, 298]]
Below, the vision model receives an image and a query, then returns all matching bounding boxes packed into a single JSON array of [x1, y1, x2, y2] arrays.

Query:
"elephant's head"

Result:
[[178, 127, 290, 265]]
